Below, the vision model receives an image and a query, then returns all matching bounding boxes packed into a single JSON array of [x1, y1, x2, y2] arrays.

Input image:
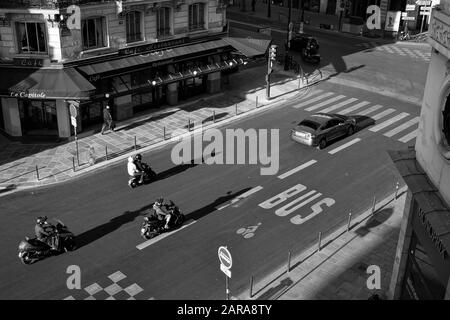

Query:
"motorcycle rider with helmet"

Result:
[[34, 216, 58, 250], [153, 197, 171, 229], [127, 155, 144, 184]]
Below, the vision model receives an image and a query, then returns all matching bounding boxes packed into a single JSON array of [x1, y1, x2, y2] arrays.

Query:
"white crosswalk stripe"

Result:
[[390, 46, 408, 56], [412, 49, 427, 59], [402, 48, 420, 58], [294, 92, 334, 109], [369, 112, 410, 132], [382, 46, 395, 54], [305, 95, 346, 111], [357, 104, 383, 116], [384, 117, 420, 137], [319, 98, 358, 113], [328, 138, 361, 154], [371, 108, 396, 120], [398, 129, 418, 143], [338, 101, 371, 115]]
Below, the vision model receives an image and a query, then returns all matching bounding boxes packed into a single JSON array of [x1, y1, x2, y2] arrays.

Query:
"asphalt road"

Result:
[[0, 27, 429, 300]]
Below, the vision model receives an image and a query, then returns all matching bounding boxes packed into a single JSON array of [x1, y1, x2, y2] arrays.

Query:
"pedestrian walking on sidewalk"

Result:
[[101, 105, 115, 134]]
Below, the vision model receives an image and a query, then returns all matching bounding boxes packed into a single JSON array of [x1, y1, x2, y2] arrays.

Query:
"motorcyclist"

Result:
[[152, 197, 171, 229], [34, 216, 57, 250], [127, 156, 144, 184], [134, 153, 146, 173]]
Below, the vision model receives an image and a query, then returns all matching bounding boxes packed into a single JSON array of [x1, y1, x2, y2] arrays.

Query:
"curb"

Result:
[[235, 186, 408, 300]]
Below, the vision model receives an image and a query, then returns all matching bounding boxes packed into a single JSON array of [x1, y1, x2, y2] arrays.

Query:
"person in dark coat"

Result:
[[101, 105, 114, 134]]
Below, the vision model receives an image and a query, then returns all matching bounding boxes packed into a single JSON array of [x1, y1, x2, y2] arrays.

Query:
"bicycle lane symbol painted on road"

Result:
[[236, 223, 262, 239]]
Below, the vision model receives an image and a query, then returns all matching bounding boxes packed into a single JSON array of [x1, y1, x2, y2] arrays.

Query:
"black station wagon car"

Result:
[[290, 113, 357, 149]]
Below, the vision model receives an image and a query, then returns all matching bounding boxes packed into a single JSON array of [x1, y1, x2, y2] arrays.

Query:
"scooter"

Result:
[[18, 220, 76, 264], [140, 201, 185, 239], [128, 162, 157, 188], [301, 48, 321, 65]]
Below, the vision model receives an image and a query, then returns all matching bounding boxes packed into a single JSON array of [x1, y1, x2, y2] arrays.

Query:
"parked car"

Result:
[[290, 113, 357, 149]]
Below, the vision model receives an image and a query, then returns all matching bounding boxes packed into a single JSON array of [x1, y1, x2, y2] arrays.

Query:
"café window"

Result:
[[443, 94, 450, 146], [82, 16, 107, 50], [189, 3, 205, 31], [157, 7, 171, 38], [126, 11, 143, 43], [16, 22, 47, 54]]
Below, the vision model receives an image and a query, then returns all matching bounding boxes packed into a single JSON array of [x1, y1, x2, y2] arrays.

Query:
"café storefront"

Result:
[[0, 36, 270, 139]]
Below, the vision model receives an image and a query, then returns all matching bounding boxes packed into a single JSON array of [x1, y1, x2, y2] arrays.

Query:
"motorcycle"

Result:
[[18, 220, 76, 265], [140, 201, 185, 239], [301, 47, 321, 65], [128, 162, 157, 188]]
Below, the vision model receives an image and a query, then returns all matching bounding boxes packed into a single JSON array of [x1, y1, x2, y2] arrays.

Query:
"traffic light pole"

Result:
[[266, 53, 271, 100]]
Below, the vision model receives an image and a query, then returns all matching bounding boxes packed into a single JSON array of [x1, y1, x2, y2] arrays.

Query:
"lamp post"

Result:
[[284, 0, 293, 71], [267, 0, 271, 18]]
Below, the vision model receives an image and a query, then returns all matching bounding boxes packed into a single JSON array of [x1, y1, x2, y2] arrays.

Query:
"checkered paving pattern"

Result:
[[355, 42, 431, 62], [63, 271, 152, 300]]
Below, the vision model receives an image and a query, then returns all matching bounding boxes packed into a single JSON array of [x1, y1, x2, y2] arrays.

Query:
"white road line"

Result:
[[293, 92, 334, 109], [369, 112, 410, 132], [398, 129, 418, 143], [371, 108, 396, 120], [218, 185, 264, 210], [384, 117, 420, 137], [338, 101, 371, 115], [136, 219, 196, 250], [357, 104, 383, 116], [277, 160, 317, 179], [328, 138, 361, 155], [305, 95, 346, 112], [319, 98, 358, 113]]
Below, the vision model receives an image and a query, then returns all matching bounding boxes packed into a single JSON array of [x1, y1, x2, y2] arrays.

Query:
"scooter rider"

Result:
[[134, 154, 145, 172], [34, 216, 57, 250], [127, 156, 144, 184], [153, 197, 171, 229]]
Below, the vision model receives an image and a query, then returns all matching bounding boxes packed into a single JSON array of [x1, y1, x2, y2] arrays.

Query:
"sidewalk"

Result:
[[235, 187, 407, 300], [0, 63, 318, 193]]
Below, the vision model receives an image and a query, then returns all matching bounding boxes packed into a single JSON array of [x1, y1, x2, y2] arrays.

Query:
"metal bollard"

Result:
[[317, 231, 322, 252], [213, 110, 216, 123], [395, 182, 399, 199], [72, 157, 76, 172], [372, 195, 376, 214], [163, 126, 166, 140], [134, 136, 137, 151], [35, 165, 40, 181], [287, 251, 291, 273], [298, 76, 301, 89], [256, 96, 258, 108], [347, 212, 352, 232], [105, 146, 108, 161], [188, 118, 191, 131], [249, 275, 254, 298], [235, 103, 238, 115]]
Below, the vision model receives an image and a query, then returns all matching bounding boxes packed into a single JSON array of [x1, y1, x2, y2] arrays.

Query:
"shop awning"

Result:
[[78, 39, 231, 77], [223, 37, 271, 57], [0, 67, 95, 100]]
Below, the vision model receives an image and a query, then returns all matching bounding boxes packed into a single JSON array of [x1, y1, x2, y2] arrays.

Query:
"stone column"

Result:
[[207, 72, 221, 94], [1, 97, 22, 137], [167, 82, 178, 106], [388, 189, 415, 300], [56, 100, 72, 138]]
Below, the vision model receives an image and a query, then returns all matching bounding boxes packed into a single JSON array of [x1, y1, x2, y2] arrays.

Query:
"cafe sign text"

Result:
[[10, 91, 47, 99]]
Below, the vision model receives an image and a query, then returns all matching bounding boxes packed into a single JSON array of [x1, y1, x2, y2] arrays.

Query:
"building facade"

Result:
[[0, 0, 267, 139], [388, 0, 450, 300]]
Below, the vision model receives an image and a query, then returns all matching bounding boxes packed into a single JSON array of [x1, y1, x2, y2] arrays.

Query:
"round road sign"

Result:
[[218, 246, 232, 269], [69, 104, 77, 117]]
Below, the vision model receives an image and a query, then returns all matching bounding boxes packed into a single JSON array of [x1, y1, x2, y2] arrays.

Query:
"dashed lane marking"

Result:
[[217, 185, 264, 210], [136, 219, 196, 250], [277, 160, 317, 180], [328, 138, 362, 155]]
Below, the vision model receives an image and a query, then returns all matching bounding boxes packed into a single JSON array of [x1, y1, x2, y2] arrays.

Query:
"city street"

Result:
[[0, 17, 431, 300]]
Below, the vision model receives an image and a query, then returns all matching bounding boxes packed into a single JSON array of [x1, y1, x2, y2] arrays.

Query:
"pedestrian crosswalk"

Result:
[[355, 42, 431, 62], [293, 91, 419, 144]]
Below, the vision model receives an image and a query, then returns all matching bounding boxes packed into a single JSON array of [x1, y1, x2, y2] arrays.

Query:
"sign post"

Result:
[[218, 246, 232, 300], [69, 101, 80, 166]]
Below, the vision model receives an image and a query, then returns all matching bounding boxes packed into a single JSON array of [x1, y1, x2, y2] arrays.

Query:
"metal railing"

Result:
[[247, 181, 404, 299]]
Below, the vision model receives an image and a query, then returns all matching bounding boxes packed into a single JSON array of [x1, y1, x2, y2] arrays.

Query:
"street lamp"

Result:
[[105, 93, 110, 99], [152, 80, 157, 86], [193, 70, 198, 76]]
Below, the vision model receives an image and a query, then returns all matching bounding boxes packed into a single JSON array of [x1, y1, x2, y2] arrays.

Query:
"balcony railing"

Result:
[[0, 0, 113, 9]]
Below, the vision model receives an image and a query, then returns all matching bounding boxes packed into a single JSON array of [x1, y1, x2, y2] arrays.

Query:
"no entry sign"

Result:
[[218, 246, 232, 278]]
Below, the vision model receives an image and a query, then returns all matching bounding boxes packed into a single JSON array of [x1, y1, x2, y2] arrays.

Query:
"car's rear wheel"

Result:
[[347, 125, 355, 136], [318, 138, 327, 150]]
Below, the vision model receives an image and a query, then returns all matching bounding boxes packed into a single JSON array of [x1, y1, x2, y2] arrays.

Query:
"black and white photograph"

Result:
[[0, 0, 448, 309]]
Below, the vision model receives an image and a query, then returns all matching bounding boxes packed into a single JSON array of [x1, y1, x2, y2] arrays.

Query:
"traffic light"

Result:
[[269, 45, 277, 61]]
